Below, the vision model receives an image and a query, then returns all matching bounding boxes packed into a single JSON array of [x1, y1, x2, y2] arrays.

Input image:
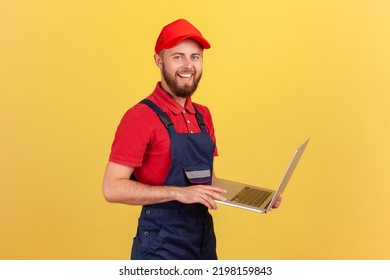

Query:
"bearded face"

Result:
[[161, 62, 202, 98], [156, 39, 204, 99]]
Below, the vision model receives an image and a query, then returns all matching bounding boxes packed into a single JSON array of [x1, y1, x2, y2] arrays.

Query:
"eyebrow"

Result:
[[171, 52, 202, 57]]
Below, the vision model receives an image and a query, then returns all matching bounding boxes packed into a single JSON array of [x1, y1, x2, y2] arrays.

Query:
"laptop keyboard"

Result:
[[231, 186, 272, 208]]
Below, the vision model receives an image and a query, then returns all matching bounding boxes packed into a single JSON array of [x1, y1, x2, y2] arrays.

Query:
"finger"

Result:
[[202, 190, 222, 210], [200, 185, 227, 194], [199, 194, 216, 210], [272, 197, 282, 209], [210, 186, 228, 194], [203, 189, 227, 202]]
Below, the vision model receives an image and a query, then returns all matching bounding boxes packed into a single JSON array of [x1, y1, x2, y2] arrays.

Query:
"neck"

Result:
[[172, 95, 186, 107], [160, 82, 187, 107]]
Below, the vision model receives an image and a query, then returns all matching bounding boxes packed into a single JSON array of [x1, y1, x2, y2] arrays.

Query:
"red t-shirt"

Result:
[[109, 83, 218, 186]]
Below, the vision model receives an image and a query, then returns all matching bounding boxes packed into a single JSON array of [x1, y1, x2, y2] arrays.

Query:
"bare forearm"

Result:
[[103, 178, 178, 205], [102, 162, 226, 209]]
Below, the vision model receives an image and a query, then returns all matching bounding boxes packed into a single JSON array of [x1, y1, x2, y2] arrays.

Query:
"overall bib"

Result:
[[130, 99, 217, 260]]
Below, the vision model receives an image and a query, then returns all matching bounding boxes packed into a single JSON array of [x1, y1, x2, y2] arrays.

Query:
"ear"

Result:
[[154, 53, 163, 69]]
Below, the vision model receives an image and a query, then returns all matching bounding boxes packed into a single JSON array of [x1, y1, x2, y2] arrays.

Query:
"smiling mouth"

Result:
[[177, 73, 193, 78]]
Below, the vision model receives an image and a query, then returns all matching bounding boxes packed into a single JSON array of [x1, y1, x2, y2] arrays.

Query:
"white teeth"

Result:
[[178, 73, 192, 78]]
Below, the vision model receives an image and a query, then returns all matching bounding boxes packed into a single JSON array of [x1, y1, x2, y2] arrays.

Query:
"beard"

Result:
[[162, 63, 202, 98]]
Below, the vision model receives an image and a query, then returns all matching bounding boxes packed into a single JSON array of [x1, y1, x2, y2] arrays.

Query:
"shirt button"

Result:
[[144, 231, 150, 237], [145, 209, 151, 215], [187, 120, 190, 123], [190, 131, 193, 134]]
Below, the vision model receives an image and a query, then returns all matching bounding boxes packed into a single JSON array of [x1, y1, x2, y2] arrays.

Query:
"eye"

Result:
[[191, 54, 201, 60], [173, 55, 183, 61]]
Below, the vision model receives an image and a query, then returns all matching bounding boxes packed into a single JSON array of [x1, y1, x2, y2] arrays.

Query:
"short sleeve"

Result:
[[109, 106, 151, 167]]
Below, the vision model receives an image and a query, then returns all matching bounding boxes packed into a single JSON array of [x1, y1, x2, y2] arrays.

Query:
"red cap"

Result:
[[154, 19, 211, 54]]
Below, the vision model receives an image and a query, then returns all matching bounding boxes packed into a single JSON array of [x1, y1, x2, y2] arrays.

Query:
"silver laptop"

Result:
[[214, 139, 309, 213]]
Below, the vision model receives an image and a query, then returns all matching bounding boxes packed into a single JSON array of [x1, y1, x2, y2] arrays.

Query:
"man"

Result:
[[103, 19, 281, 260]]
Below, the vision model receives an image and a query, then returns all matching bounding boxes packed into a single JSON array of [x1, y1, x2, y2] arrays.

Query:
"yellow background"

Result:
[[1, 0, 389, 259]]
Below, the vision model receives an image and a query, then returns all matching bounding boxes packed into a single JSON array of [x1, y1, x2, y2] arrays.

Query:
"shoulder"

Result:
[[114, 101, 163, 141], [120, 101, 158, 124]]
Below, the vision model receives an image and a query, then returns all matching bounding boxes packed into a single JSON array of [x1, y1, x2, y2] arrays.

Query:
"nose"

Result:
[[182, 57, 193, 69]]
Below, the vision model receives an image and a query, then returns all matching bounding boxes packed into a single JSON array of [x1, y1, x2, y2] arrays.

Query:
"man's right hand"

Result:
[[173, 185, 227, 210]]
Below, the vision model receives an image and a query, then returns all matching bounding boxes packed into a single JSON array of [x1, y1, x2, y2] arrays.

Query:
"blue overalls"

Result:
[[130, 99, 217, 260]]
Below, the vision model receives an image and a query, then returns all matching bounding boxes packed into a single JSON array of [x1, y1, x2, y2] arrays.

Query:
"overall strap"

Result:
[[139, 99, 176, 134], [140, 99, 207, 133], [192, 104, 208, 133]]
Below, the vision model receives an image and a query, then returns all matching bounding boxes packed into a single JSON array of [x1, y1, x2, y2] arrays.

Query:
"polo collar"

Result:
[[152, 82, 196, 115]]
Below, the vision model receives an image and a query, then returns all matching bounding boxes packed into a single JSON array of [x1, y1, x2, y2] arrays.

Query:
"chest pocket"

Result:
[[184, 165, 212, 185]]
